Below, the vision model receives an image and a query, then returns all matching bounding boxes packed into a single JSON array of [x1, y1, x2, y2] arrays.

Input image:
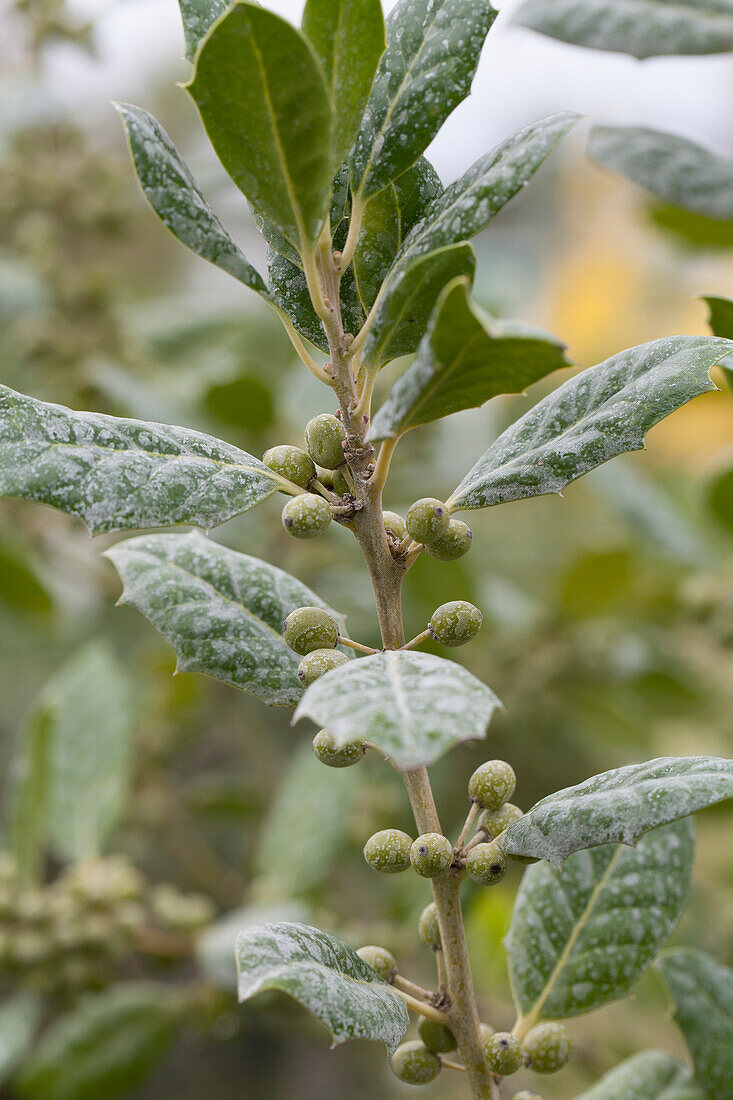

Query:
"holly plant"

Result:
[[1, 2, 733, 1098]]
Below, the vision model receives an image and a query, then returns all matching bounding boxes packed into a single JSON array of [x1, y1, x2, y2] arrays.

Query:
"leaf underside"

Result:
[[574, 1050, 704, 1100]]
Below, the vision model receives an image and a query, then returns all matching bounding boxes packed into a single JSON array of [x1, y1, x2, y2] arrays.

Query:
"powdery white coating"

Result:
[[235, 921, 409, 1052], [502, 755, 733, 866], [105, 531, 346, 707], [350, 0, 497, 198], [514, 0, 733, 59], [117, 104, 271, 297], [656, 948, 733, 1098], [293, 649, 502, 770], [450, 336, 731, 513], [506, 819, 694, 1020], [177, 0, 228, 61], [0, 385, 285, 535], [0, 992, 42, 1080], [575, 1050, 704, 1100]]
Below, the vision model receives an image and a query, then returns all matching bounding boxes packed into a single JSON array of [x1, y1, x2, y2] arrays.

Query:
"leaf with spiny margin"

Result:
[[177, 0, 227, 62], [0, 993, 42, 1087], [369, 277, 569, 440], [507, 819, 694, 1022], [303, 0, 386, 166], [364, 242, 476, 370], [574, 1051, 704, 1100], [0, 385, 288, 535], [392, 112, 580, 273], [104, 531, 347, 708], [294, 650, 501, 770], [350, 0, 496, 199], [448, 336, 732, 512], [186, 1, 333, 248], [656, 949, 733, 1100], [235, 922, 409, 1051], [502, 756, 733, 867], [588, 126, 733, 221], [513, 0, 733, 59], [117, 104, 271, 300]]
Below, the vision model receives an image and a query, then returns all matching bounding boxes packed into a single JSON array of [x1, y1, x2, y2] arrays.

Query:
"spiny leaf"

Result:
[[117, 104, 271, 299], [448, 336, 731, 512], [507, 819, 694, 1021], [368, 277, 569, 440], [235, 922, 409, 1051], [177, 0, 227, 62], [350, 0, 497, 199], [502, 755, 733, 867], [294, 649, 501, 770], [0, 385, 288, 535], [513, 0, 733, 59], [104, 531, 346, 708], [574, 1051, 704, 1100], [186, 1, 333, 248]]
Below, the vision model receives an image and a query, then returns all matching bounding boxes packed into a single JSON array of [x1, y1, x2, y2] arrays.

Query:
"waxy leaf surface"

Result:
[[502, 755, 733, 866], [118, 104, 270, 298], [0, 385, 286, 534], [369, 277, 569, 440], [657, 949, 733, 1100], [105, 531, 345, 707], [177, 0, 227, 61], [236, 922, 409, 1051], [350, 0, 496, 198], [575, 1051, 704, 1100], [507, 819, 694, 1020], [187, 1, 333, 246], [448, 336, 731, 511], [514, 0, 733, 58], [294, 649, 501, 770]]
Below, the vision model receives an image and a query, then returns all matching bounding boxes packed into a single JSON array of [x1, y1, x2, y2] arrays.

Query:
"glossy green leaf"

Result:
[[187, 1, 333, 247], [514, 0, 733, 57], [649, 200, 733, 248], [177, 0, 227, 61], [507, 819, 694, 1021], [350, 0, 496, 199], [9, 707, 53, 884], [657, 949, 733, 1099], [448, 336, 731, 512], [369, 277, 569, 440], [294, 649, 501, 770], [105, 531, 346, 707], [575, 1051, 704, 1100], [0, 993, 42, 1087], [502, 756, 733, 867], [363, 242, 476, 369], [0, 385, 287, 535], [393, 112, 580, 271], [236, 922, 409, 1051], [702, 293, 733, 338], [303, 0, 386, 165], [589, 126, 733, 221], [117, 104, 270, 299], [17, 983, 181, 1100]]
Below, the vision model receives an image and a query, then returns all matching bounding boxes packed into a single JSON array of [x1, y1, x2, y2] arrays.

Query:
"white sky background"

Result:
[[16, 0, 733, 183]]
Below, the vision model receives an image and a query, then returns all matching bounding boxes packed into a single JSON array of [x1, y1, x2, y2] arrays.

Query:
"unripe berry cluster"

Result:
[[363, 830, 454, 878], [281, 606, 349, 688], [404, 498, 473, 560], [481, 1022, 573, 1078], [266, 414, 352, 541]]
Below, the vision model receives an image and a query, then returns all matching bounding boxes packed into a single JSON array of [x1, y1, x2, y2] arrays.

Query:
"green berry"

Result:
[[483, 1031, 524, 1076], [468, 760, 516, 810], [424, 518, 474, 561], [406, 498, 450, 544], [283, 606, 340, 655], [429, 600, 483, 647], [363, 829, 413, 874], [511, 1093, 543, 1100], [263, 444, 316, 490], [524, 1022, 573, 1074], [410, 833, 453, 878], [390, 1041, 441, 1084], [282, 492, 332, 539], [418, 1017, 456, 1054], [297, 648, 349, 686], [418, 902, 441, 948], [466, 841, 507, 886], [304, 413, 346, 469], [479, 803, 524, 839], [383, 510, 407, 541], [330, 466, 351, 496], [312, 729, 363, 768], [356, 945, 397, 981]]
